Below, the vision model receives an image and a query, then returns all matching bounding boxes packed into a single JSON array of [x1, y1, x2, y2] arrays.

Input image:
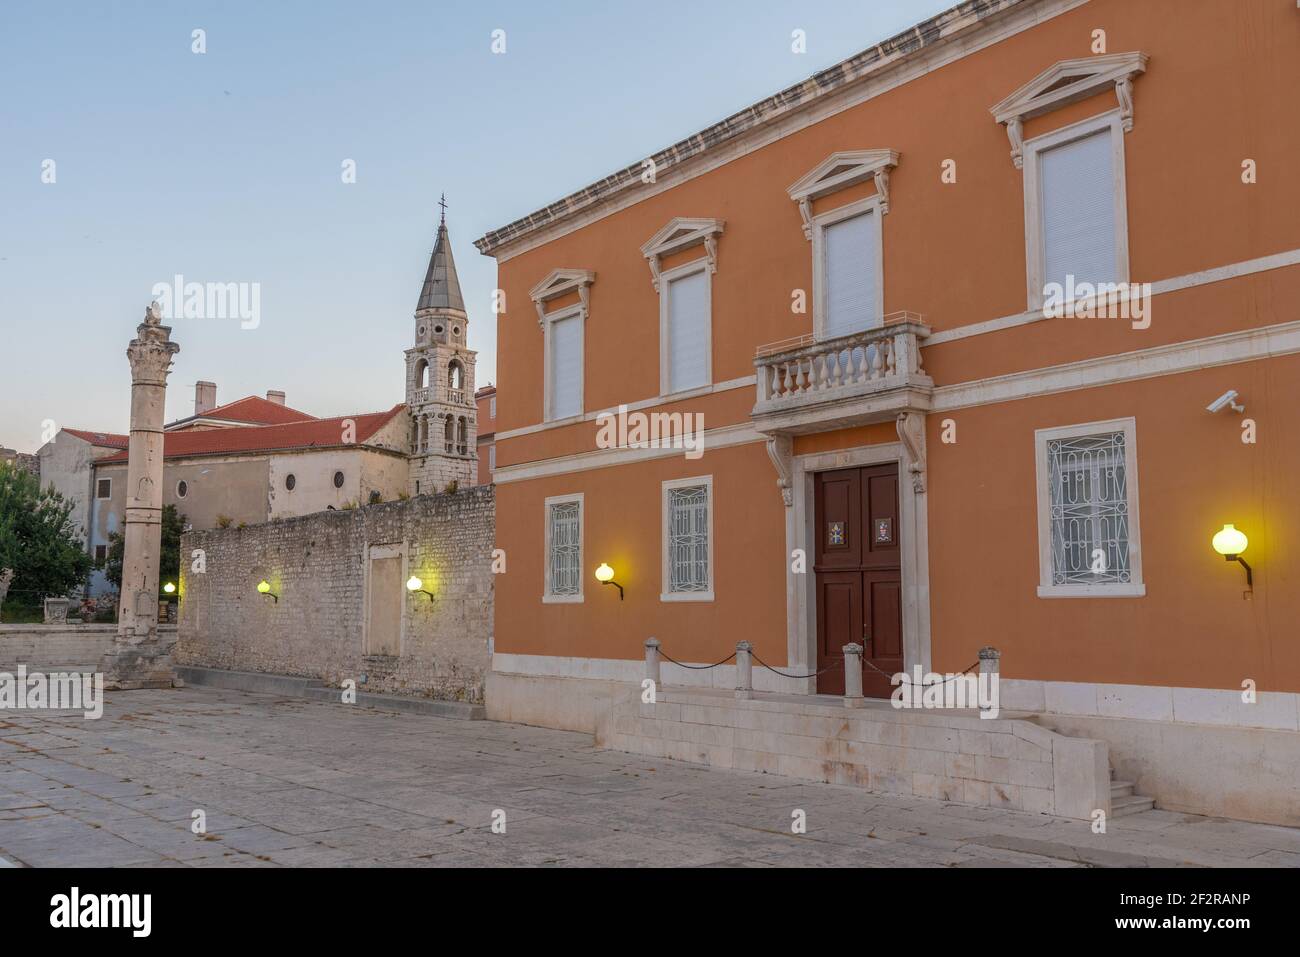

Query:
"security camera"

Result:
[[1206, 390, 1244, 414]]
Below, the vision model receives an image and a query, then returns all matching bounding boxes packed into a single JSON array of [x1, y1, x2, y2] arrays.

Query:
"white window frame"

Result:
[[543, 492, 584, 603], [1022, 109, 1130, 311], [660, 475, 714, 602], [811, 195, 885, 342], [542, 304, 585, 424], [95, 477, 112, 499], [488, 444, 496, 472], [1034, 416, 1144, 598], [658, 259, 713, 398], [489, 396, 496, 419]]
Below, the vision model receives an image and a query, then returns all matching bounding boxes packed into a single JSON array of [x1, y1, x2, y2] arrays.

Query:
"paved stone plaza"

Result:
[[1, 687, 1297, 868]]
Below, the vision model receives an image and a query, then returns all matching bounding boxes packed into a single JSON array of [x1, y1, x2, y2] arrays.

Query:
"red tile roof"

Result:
[[97, 405, 406, 464], [63, 429, 130, 449], [173, 395, 318, 427]]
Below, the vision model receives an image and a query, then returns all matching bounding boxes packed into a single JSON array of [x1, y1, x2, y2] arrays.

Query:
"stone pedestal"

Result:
[[100, 303, 181, 690]]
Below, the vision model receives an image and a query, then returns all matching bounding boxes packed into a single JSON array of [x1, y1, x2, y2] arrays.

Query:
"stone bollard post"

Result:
[[644, 637, 662, 695], [842, 643, 865, 708], [978, 646, 1001, 716], [735, 640, 753, 700]]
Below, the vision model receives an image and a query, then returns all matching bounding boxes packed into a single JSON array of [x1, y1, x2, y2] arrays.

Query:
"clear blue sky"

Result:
[[0, 0, 951, 451]]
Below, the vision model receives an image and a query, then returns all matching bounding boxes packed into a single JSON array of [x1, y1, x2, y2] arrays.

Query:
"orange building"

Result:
[[475, 0, 1300, 821], [475, 384, 497, 486]]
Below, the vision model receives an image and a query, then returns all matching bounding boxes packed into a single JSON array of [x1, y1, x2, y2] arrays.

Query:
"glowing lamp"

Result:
[[1212, 524, 1247, 557], [257, 579, 278, 603], [163, 582, 176, 595], [595, 563, 623, 600], [1212, 525, 1252, 591], [406, 576, 435, 601]]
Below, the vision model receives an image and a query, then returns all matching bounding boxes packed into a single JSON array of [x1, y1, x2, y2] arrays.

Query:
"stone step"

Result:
[[1111, 793, 1156, 817], [1110, 780, 1135, 799]]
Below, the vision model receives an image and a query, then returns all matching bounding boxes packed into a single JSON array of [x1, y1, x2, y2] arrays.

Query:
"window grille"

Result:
[[548, 502, 581, 596], [667, 485, 710, 592], [1047, 431, 1130, 584]]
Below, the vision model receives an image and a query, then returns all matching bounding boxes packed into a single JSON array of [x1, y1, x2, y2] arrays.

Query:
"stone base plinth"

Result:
[[100, 638, 179, 690]]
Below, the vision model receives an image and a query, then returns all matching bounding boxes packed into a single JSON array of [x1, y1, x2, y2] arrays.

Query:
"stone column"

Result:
[[101, 302, 180, 690], [842, 643, 865, 708], [644, 637, 662, 693], [734, 640, 753, 700]]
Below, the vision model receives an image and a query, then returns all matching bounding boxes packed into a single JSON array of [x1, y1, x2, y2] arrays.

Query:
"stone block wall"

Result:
[[177, 486, 494, 702], [595, 687, 1112, 820], [0, 624, 120, 670]]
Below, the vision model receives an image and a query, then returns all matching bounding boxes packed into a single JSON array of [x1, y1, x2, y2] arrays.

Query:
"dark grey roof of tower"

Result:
[[416, 222, 465, 313]]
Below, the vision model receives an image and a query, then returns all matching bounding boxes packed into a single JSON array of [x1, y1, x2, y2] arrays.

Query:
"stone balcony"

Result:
[[410, 387, 473, 407], [751, 312, 933, 435]]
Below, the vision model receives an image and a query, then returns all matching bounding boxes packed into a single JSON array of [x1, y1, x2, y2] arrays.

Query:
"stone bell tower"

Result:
[[406, 197, 477, 496]]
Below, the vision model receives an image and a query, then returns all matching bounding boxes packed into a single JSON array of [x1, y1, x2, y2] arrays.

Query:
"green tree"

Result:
[[0, 461, 92, 606], [102, 504, 186, 595]]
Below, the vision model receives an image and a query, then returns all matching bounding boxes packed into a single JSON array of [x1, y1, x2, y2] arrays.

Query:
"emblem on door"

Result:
[[827, 521, 846, 546], [874, 517, 893, 544]]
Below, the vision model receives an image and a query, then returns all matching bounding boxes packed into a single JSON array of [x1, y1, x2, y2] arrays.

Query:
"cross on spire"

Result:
[[438, 193, 447, 226]]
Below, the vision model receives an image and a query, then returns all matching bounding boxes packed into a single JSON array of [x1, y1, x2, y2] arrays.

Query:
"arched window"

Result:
[[457, 416, 468, 455], [414, 359, 429, 390], [448, 361, 463, 392], [444, 416, 454, 453]]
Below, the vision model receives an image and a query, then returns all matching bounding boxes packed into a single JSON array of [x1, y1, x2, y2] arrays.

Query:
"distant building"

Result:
[[73, 212, 482, 597], [0, 446, 41, 478], [475, 384, 496, 485]]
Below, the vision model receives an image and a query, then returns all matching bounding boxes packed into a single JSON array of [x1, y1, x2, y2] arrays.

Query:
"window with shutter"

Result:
[[1040, 128, 1117, 290], [665, 268, 710, 394], [545, 496, 583, 600], [823, 209, 880, 339], [1021, 111, 1129, 309], [548, 312, 582, 420]]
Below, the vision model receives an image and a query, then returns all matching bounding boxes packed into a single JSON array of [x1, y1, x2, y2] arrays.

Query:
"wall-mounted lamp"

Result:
[[406, 575, 436, 602], [163, 582, 176, 595], [1212, 524, 1252, 590], [256, 579, 279, 603], [595, 563, 623, 600]]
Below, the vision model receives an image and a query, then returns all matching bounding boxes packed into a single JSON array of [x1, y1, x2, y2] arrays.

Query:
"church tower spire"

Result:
[[405, 198, 477, 496]]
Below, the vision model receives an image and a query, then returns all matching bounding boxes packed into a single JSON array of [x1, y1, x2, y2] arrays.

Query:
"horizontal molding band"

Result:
[[932, 317, 1300, 412], [495, 375, 756, 442], [492, 422, 765, 484], [926, 246, 1300, 346]]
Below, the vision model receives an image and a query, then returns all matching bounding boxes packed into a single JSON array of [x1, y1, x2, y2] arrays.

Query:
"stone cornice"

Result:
[[473, 0, 1054, 259]]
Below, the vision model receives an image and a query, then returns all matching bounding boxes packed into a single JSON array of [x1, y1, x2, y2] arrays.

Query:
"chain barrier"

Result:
[[861, 656, 981, 685], [749, 649, 843, 681], [655, 647, 736, 671], [654, 643, 983, 689]]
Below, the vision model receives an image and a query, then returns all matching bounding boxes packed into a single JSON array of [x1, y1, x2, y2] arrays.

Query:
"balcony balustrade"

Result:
[[752, 312, 932, 434]]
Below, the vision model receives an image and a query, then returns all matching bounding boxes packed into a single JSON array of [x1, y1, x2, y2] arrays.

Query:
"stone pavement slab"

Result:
[[0, 686, 1295, 868]]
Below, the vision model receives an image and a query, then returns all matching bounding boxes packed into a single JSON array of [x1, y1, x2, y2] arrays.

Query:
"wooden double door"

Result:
[[814, 464, 903, 697]]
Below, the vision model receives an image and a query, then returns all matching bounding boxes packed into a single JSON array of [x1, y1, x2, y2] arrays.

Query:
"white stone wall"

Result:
[[176, 487, 493, 702], [595, 687, 1112, 820]]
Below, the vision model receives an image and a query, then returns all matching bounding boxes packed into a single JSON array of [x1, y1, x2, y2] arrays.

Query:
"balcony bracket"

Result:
[[765, 435, 794, 507], [896, 411, 927, 494]]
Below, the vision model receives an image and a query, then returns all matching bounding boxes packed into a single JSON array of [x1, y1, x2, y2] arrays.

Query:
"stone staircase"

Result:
[[1110, 766, 1155, 817]]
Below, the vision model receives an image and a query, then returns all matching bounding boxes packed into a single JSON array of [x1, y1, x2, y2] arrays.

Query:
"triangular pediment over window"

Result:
[[640, 217, 725, 291], [529, 268, 595, 327], [990, 51, 1148, 167], [787, 149, 899, 238]]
